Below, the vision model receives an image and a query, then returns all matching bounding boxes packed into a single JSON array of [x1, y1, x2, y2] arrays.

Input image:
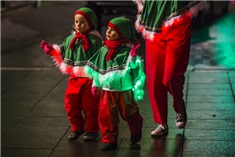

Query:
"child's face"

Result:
[[74, 14, 89, 33], [106, 27, 119, 40]]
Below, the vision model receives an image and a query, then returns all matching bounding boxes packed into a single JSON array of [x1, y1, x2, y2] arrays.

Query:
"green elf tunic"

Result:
[[134, 0, 206, 40], [84, 44, 146, 101], [52, 31, 102, 77]]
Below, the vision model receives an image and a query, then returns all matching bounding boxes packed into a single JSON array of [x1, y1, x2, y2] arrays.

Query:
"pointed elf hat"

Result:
[[108, 17, 137, 43], [74, 7, 98, 30]]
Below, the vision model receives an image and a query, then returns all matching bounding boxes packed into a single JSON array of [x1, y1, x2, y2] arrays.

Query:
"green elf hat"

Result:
[[74, 7, 98, 30], [108, 17, 137, 43]]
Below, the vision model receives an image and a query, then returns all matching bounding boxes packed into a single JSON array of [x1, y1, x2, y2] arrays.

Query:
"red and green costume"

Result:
[[52, 31, 102, 77], [134, 0, 206, 124], [85, 42, 145, 100], [134, 0, 206, 40], [85, 17, 146, 144], [46, 7, 102, 134]]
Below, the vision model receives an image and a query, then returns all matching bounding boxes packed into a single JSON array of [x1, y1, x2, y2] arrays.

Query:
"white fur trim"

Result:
[[73, 66, 89, 77], [164, 15, 182, 27], [135, 1, 207, 40], [133, 0, 143, 12], [59, 63, 88, 77], [135, 15, 158, 41], [52, 44, 61, 52], [71, 30, 102, 39], [59, 62, 73, 75], [51, 44, 63, 66]]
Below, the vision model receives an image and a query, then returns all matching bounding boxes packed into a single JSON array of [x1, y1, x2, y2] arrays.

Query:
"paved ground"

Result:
[[1, 1, 235, 157]]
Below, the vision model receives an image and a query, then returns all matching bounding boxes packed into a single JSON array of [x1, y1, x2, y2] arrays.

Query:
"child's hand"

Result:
[[91, 86, 100, 99], [40, 40, 54, 55]]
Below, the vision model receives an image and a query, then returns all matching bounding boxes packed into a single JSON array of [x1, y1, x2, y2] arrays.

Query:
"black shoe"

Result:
[[131, 131, 142, 144], [68, 130, 85, 140], [100, 143, 118, 151], [83, 132, 99, 141]]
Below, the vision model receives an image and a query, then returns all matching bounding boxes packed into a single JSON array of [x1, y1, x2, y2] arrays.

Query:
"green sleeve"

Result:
[[129, 56, 146, 101]]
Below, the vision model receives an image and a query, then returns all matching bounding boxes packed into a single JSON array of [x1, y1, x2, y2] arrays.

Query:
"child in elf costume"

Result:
[[134, 1, 206, 136], [40, 7, 102, 141], [84, 17, 146, 151]]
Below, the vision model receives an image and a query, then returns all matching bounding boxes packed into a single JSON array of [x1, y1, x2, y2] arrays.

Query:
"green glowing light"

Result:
[[85, 56, 146, 102]]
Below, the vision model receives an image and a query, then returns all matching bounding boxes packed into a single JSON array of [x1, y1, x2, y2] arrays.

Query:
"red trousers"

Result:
[[145, 14, 191, 124], [99, 90, 143, 144], [64, 77, 99, 133]]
